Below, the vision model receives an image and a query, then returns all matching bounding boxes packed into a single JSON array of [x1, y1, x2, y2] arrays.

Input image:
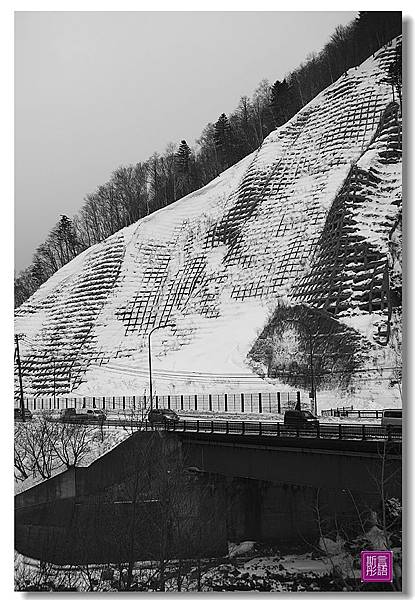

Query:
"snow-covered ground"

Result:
[[17, 529, 401, 592]]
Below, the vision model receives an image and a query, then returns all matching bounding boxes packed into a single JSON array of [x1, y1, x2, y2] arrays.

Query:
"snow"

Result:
[[200, 547, 359, 591], [158, 301, 269, 374], [319, 536, 345, 556], [15, 40, 401, 408], [365, 525, 388, 550], [205, 244, 228, 273], [228, 541, 256, 557]]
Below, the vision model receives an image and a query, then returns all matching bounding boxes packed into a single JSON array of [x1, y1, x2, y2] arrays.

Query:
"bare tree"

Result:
[[47, 421, 97, 468], [14, 414, 102, 485], [121, 400, 148, 435], [14, 423, 29, 482], [15, 416, 57, 480], [14, 554, 77, 592]]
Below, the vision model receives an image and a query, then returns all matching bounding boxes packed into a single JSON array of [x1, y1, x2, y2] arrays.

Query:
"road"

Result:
[[55, 416, 402, 443]]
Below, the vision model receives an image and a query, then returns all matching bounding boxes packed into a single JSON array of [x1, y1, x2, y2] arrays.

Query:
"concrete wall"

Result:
[[182, 436, 402, 496], [15, 468, 76, 509], [15, 432, 228, 564], [15, 431, 181, 508]]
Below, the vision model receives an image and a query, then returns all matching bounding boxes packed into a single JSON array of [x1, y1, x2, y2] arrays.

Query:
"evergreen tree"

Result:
[[56, 215, 78, 264], [14, 267, 39, 307], [388, 43, 402, 112], [175, 140, 193, 197], [214, 113, 234, 170], [176, 140, 191, 175], [270, 79, 290, 127]]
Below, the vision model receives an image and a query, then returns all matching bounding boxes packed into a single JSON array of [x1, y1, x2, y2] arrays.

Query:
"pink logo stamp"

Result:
[[361, 551, 393, 583]]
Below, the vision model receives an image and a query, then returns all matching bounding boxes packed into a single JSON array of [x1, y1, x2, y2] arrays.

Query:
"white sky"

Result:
[[15, 11, 356, 272]]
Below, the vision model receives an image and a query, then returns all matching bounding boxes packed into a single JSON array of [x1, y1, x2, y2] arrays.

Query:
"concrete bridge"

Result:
[[178, 429, 402, 495], [15, 429, 401, 564]]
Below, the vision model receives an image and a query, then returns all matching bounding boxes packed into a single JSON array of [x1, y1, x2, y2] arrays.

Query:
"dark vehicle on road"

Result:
[[80, 409, 107, 423], [284, 410, 319, 428], [148, 408, 179, 425], [60, 407, 77, 420], [60, 408, 106, 423], [14, 407, 33, 421], [381, 409, 402, 429]]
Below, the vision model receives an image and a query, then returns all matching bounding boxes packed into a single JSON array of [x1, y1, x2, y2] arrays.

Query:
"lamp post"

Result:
[[148, 324, 172, 411]]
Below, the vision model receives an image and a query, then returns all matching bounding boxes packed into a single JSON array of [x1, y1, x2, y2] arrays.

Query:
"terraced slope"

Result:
[[15, 39, 402, 403]]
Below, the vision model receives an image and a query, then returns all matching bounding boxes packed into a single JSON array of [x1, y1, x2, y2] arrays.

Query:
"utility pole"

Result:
[[15, 334, 25, 422], [286, 312, 344, 416], [307, 329, 316, 416], [287, 319, 317, 415], [52, 355, 56, 409]]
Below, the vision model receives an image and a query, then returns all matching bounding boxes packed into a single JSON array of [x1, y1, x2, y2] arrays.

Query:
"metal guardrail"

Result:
[[160, 419, 402, 442], [321, 406, 353, 416], [58, 417, 402, 442], [321, 408, 384, 418]]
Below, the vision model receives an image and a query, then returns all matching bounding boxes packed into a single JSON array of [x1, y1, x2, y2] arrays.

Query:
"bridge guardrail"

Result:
[[54, 417, 402, 442], [159, 419, 402, 442]]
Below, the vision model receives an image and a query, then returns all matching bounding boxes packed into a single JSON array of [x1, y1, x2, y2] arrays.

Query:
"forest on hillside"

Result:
[[15, 11, 402, 307]]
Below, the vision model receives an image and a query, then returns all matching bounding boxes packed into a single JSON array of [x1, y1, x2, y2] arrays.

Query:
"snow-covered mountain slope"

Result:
[[15, 39, 402, 404]]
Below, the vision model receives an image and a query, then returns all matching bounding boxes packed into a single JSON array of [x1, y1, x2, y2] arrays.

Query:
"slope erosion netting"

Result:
[[15, 40, 402, 398], [292, 100, 402, 345]]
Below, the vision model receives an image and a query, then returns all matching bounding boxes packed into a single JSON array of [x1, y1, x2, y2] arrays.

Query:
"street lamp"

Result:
[[148, 324, 174, 411]]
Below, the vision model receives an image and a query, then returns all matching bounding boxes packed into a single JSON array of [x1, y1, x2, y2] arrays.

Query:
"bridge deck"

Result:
[[76, 417, 402, 448]]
